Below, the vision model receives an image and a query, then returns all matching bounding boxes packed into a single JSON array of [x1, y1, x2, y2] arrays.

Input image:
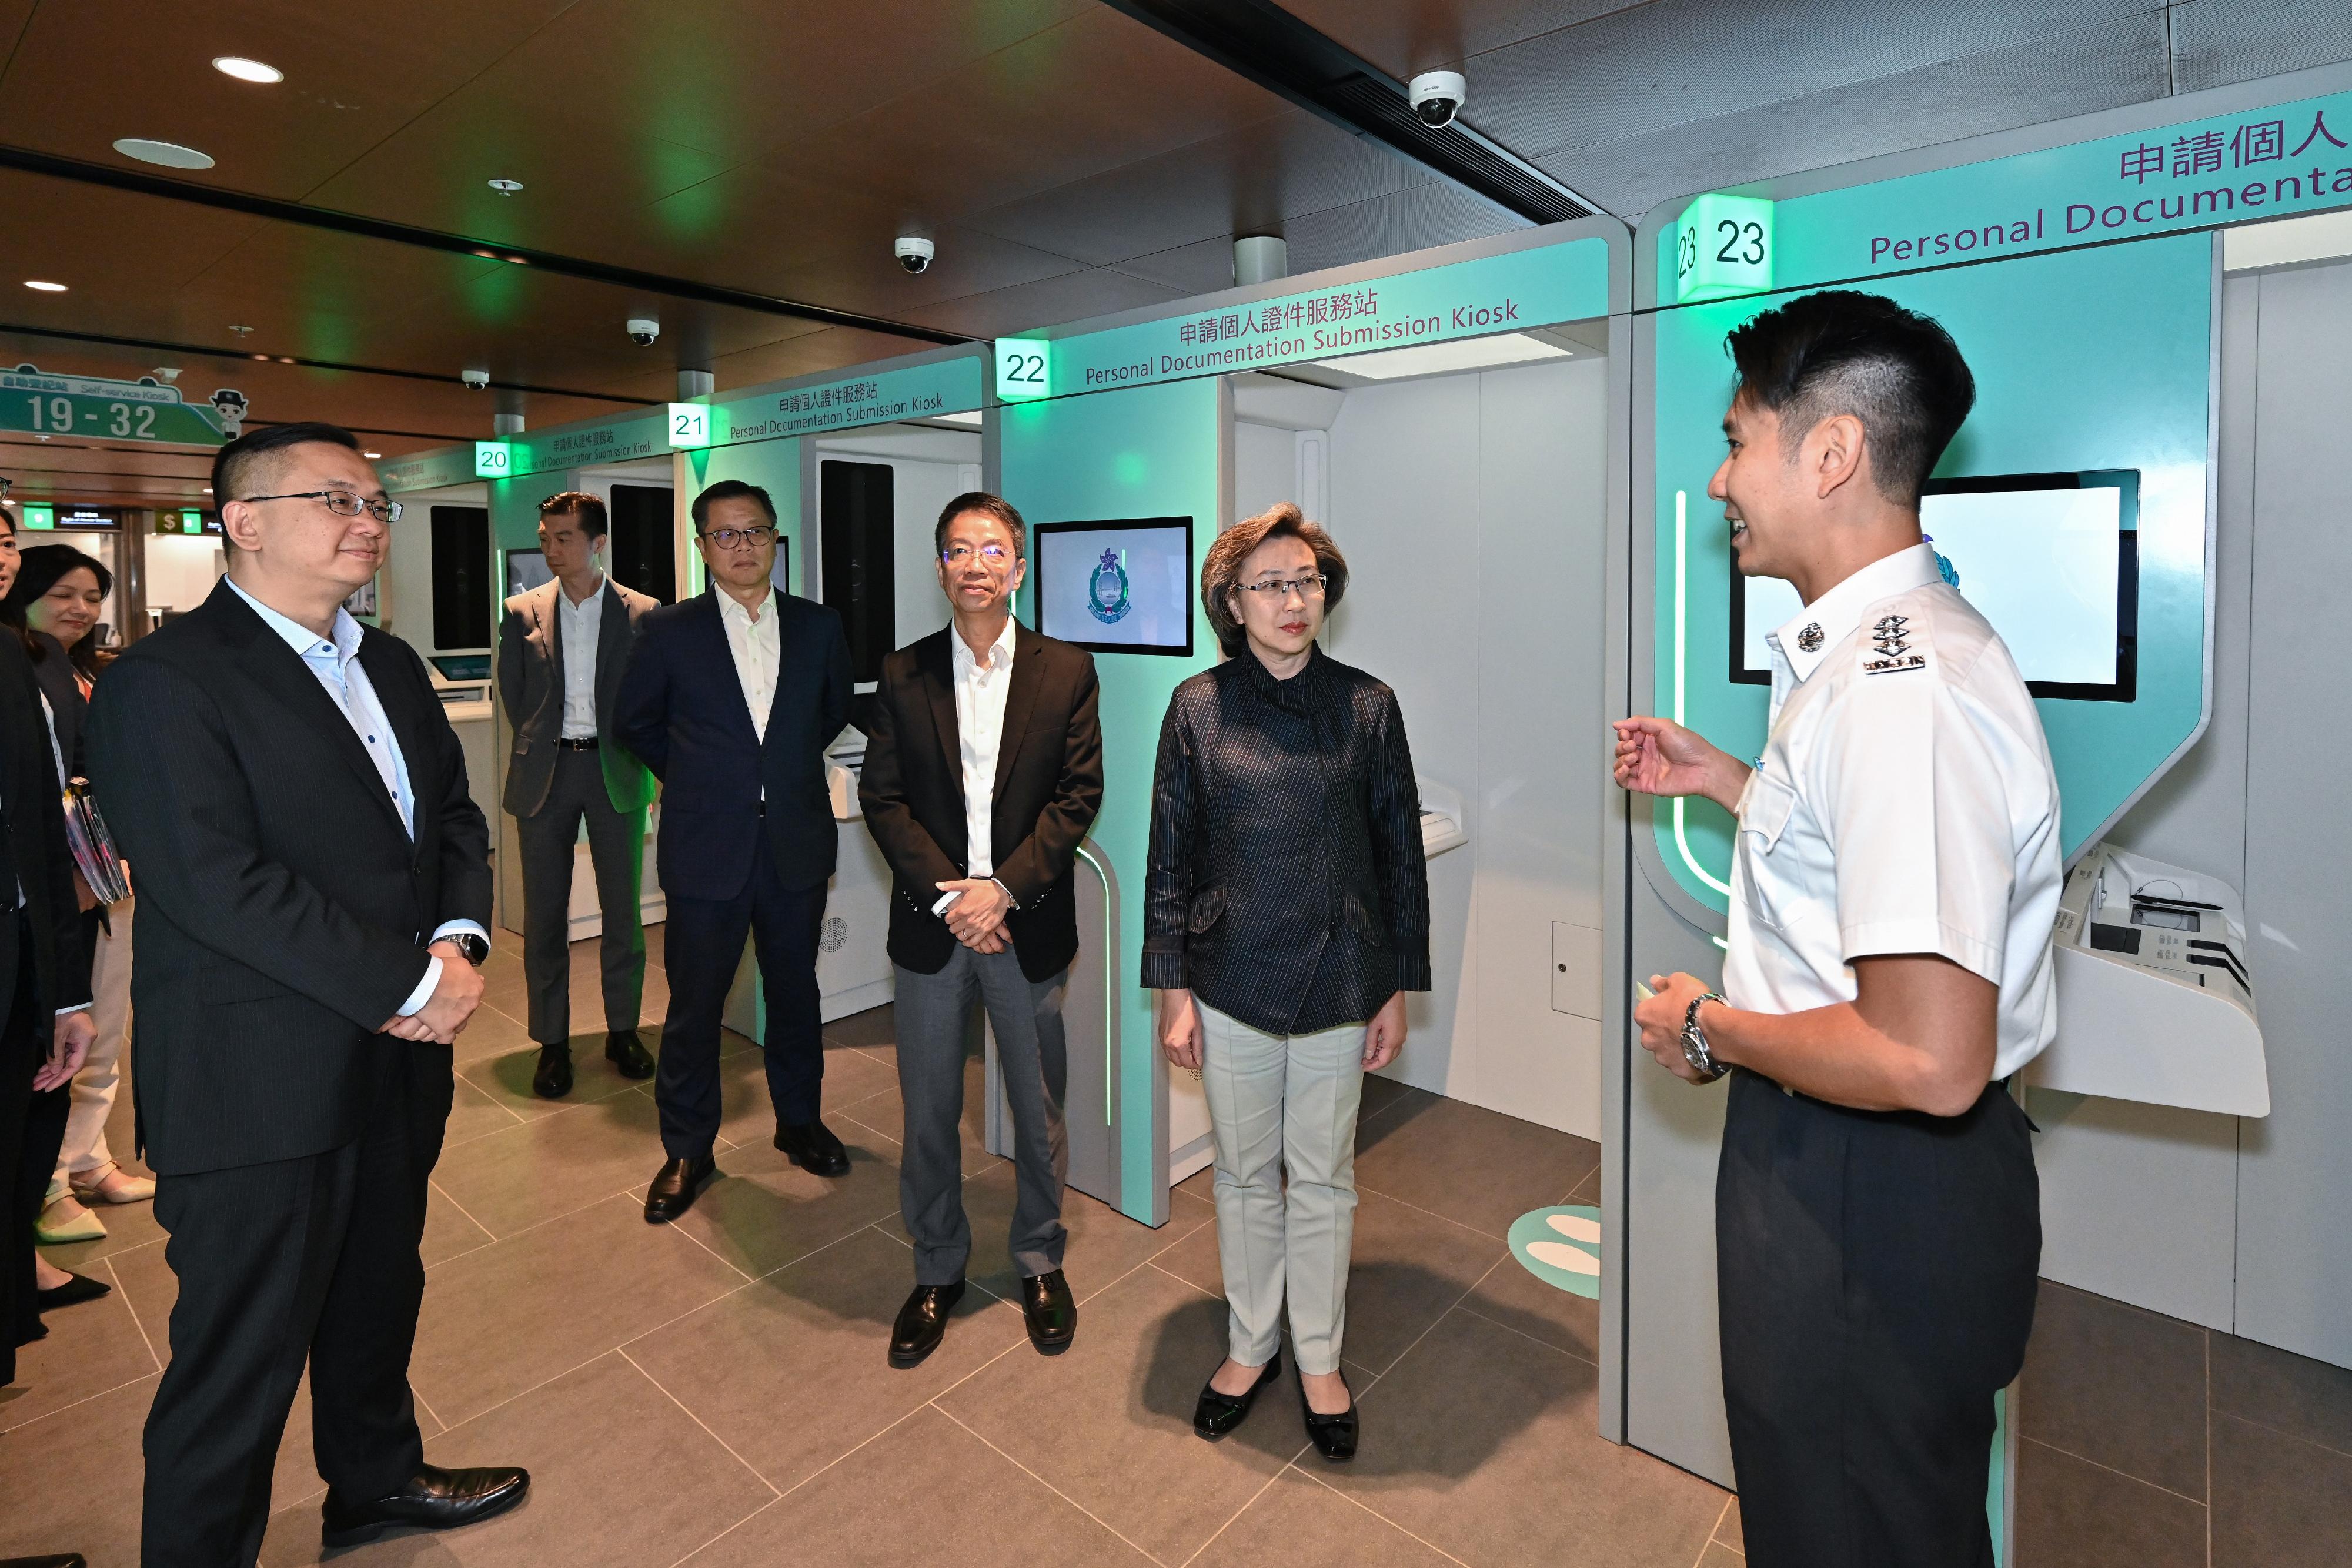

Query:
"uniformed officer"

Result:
[[1615, 290, 2061, 1568]]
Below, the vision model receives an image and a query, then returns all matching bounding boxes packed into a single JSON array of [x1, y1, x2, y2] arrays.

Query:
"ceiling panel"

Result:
[[902, 265, 1183, 337], [0, 169, 267, 300], [2171, 0, 2352, 93], [1272, 0, 1643, 76]]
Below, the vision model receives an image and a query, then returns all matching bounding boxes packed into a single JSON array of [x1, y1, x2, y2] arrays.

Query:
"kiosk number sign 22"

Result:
[[1673, 193, 1775, 304], [995, 340, 1051, 400]]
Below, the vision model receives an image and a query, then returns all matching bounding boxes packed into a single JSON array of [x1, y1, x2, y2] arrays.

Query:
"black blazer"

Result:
[[25, 632, 85, 780], [614, 587, 851, 898], [0, 630, 88, 1028], [858, 624, 1104, 982], [85, 579, 492, 1175], [1142, 646, 1431, 1037]]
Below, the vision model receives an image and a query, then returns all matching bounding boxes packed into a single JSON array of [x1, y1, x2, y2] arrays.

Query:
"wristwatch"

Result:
[[442, 932, 490, 966], [1680, 991, 1730, 1083]]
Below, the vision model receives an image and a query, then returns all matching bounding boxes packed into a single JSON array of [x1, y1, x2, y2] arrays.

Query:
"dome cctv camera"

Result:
[[894, 236, 934, 275], [1408, 70, 1466, 129], [626, 317, 660, 347], [460, 367, 489, 390]]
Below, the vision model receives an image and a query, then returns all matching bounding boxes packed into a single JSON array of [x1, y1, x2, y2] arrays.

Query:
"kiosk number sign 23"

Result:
[[1675, 193, 1775, 304]]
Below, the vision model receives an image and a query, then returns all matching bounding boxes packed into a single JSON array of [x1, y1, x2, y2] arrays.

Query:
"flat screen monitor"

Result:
[[1731, 470, 2139, 702], [1033, 518, 1194, 656], [429, 654, 492, 683], [505, 547, 552, 599]]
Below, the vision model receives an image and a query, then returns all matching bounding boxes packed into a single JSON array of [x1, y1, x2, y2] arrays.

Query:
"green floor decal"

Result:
[[1509, 1205, 1602, 1298]]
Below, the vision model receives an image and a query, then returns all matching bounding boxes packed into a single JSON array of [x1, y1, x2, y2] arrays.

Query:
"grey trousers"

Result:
[[514, 746, 646, 1045], [892, 945, 1071, 1285], [1197, 1001, 1368, 1376]]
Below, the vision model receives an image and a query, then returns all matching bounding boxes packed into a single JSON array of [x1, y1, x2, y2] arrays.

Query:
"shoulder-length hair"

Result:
[[1, 541, 113, 677], [1199, 503, 1349, 655]]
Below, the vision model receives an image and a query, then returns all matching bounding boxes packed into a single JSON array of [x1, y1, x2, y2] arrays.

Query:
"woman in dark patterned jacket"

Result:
[[1144, 502, 1431, 1463]]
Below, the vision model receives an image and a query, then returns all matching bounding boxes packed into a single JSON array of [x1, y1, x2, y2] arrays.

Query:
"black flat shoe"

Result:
[[1020, 1269, 1077, 1355], [320, 1463, 529, 1547], [605, 1029, 655, 1080], [1299, 1370, 1358, 1463], [34, 1272, 111, 1312], [531, 1043, 573, 1100], [888, 1280, 965, 1369], [0, 1553, 88, 1566], [1193, 1352, 1282, 1441], [643, 1155, 716, 1223], [774, 1119, 850, 1177]]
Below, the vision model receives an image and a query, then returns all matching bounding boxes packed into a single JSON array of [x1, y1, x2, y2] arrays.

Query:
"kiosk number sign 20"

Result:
[[1675, 193, 1775, 304]]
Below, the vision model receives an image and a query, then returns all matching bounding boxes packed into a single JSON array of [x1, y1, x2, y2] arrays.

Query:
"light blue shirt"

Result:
[[228, 579, 488, 1017]]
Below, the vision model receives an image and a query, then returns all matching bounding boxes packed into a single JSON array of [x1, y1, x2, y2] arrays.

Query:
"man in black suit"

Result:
[[858, 493, 1102, 1367], [615, 479, 853, 1222], [86, 423, 526, 1565]]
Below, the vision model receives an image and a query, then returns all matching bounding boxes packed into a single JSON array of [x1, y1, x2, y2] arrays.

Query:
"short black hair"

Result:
[[212, 420, 365, 510], [539, 489, 609, 539], [690, 479, 776, 531], [1725, 290, 1975, 506], [934, 492, 1026, 562]]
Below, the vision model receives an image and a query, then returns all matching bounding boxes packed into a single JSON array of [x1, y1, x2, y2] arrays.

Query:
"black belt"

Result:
[[556, 737, 599, 751]]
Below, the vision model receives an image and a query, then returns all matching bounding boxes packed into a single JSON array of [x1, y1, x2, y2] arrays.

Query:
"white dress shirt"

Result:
[[556, 574, 606, 740], [951, 617, 1018, 880], [228, 579, 489, 1017], [718, 586, 781, 744], [1722, 543, 2063, 1081]]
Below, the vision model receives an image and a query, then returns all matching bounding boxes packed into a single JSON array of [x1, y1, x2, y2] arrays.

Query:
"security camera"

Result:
[[460, 367, 489, 390], [894, 235, 934, 275], [1408, 70, 1466, 129], [626, 317, 660, 347]]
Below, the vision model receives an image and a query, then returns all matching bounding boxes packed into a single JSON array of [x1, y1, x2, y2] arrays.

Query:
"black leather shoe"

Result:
[[774, 1119, 850, 1177], [1020, 1269, 1077, 1355], [605, 1029, 655, 1079], [642, 1155, 716, 1223], [531, 1043, 573, 1099], [888, 1280, 965, 1369], [320, 1463, 529, 1547], [0, 1553, 88, 1566], [34, 1272, 111, 1312], [1299, 1370, 1358, 1463], [1193, 1352, 1282, 1440]]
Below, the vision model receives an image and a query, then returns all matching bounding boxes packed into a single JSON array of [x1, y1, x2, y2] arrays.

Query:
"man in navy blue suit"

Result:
[[615, 479, 853, 1222]]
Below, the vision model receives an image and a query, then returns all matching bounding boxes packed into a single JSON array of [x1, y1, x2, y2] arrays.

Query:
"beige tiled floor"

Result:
[[6, 928, 2343, 1565]]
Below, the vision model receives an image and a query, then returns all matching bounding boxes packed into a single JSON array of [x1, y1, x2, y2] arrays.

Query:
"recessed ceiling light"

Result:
[[212, 56, 283, 84], [487, 178, 523, 195], [24, 279, 65, 292], [250, 352, 269, 361], [363, 450, 382, 459], [113, 138, 215, 170]]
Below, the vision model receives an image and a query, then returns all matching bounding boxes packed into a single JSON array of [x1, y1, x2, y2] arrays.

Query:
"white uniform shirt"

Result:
[[556, 574, 605, 739], [951, 617, 1017, 879], [1723, 543, 2062, 1080], [717, 586, 780, 744]]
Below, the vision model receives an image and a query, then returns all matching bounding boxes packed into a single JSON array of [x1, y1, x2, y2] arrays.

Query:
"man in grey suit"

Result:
[[498, 491, 660, 1099]]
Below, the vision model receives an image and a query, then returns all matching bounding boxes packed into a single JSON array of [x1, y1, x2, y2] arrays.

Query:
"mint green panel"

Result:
[[1648, 235, 2213, 911], [488, 476, 543, 554], [683, 440, 802, 600], [998, 379, 1222, 1222]]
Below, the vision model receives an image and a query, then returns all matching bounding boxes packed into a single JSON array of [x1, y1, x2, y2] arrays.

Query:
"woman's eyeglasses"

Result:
[[1237, 574, 1327, 599]]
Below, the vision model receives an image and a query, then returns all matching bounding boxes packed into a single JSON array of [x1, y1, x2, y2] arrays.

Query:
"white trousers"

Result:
[[54, 893, 134, 1184], [1197, 1001, 1366, 1376]]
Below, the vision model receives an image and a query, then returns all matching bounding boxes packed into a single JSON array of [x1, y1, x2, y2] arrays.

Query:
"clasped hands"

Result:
[[936, 877, 1011, 954], [379, 938, 487, 1044]]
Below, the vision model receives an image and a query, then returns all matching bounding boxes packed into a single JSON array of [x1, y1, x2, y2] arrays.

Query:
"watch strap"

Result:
[[1681, 991, 1729, 1083]]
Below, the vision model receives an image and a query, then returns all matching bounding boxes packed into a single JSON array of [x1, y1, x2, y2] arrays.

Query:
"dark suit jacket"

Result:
[[85, 579, 492, 1175], [25, 632, 85, 780], [858, 624, 1102, 982], [0, 630, 88, 1029], [496, 576, 659, 817], [614, 587, 850, 899]]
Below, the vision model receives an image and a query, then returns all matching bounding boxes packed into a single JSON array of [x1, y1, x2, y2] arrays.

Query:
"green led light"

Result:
[[181, 509, 202, 533], [1671, 489, 1733, 898], [21, 503, 53, 530]]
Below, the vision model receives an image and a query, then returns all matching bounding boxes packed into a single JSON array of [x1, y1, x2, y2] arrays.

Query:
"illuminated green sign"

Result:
[[473, 440, 513, 479], [666, 402, 711, 447], [21, 503, 52, 529], [181, 509, 202, 533], [995, 339, 1051, 401], [0, 367, 230, 446], [1673, 193, 1774, 303]]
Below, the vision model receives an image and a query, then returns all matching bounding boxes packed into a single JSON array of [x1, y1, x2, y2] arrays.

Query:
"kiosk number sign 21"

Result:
[[1675, 193, 1775, 304]]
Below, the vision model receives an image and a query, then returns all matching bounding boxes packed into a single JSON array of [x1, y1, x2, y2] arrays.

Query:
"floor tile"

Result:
[[821, 1002, 897, 1052], [2020, 1280, 2208, 1499], [900, 1159, 1213, 1306], [430, 1086, 671, 1237], [0, 1265, 160, 1430], [2013, 1436, 2205, 1567], [1352, 1095, 1599, 1237], [2211, 1412, 2352, 1567], [1319, 1307, 1725, 1567], [407, 1193, 747, 1427], [2211, 1330, 2352, 1457], [831, 1051, 996, 1169], [939, 1264, 1302, 1564], [443, 1066, 532, 1148], [1358, 1071, 1423, 1126], [624, 1226, 1028, 1493], [1192, 1467, 1456, 1567], [1715, 1495, 1745, 1551], [0, 1372, 155, 1563], [713, 1032, 899, 1151], [1698, 1546, 1744, 1567], [423, 1181, 499, 1267], [678, 1403, 1150, 1566], [449, 994, 540, 1070], [457, 1032, 653, 1124], [1462, 1238, 1598, 1365], [663, 1137, 904, 1278]]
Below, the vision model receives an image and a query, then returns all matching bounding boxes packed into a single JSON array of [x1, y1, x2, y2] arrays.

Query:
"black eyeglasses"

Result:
[[701, 525, 777, 550], [237, 489, 403, 523]]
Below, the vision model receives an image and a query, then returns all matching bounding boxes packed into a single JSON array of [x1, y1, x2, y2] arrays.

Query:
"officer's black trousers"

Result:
[[1717, 1067, 2040, 1568]]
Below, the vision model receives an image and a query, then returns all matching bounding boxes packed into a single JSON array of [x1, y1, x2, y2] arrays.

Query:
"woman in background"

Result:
[[1144, 502, 1431, 1463]]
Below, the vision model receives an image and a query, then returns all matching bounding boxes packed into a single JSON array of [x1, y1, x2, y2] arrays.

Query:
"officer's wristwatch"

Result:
[[442, 933, 490, 967], [1680, 991, 1730, 1083]]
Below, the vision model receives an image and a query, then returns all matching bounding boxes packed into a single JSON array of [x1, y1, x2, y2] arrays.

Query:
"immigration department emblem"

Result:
[[1087, 548, 1131, 624]]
